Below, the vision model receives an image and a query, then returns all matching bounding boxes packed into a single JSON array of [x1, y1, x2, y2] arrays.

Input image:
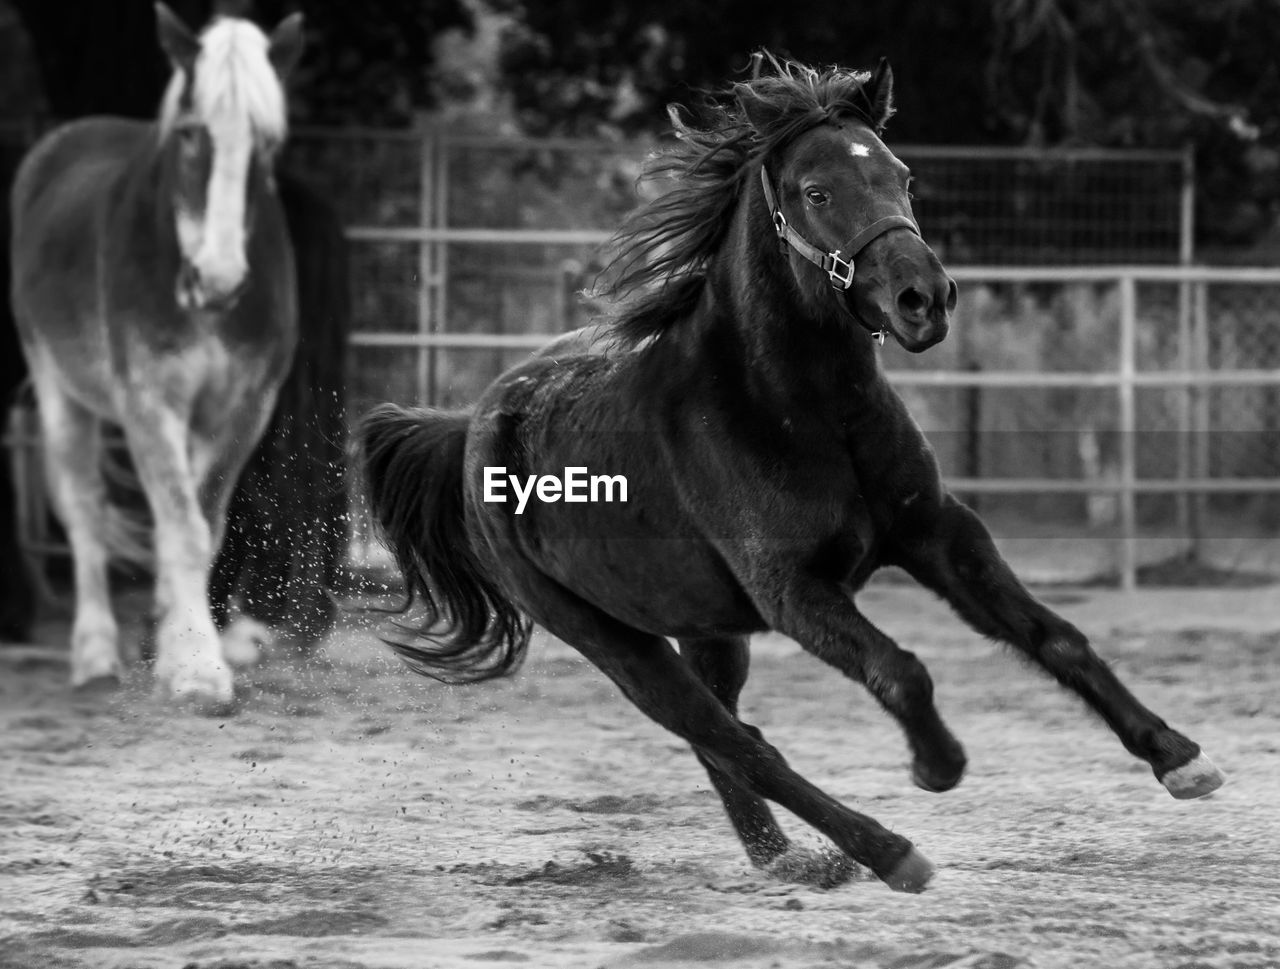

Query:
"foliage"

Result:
[[4, 0, 472, 124], [493, 0, 1279, 249]]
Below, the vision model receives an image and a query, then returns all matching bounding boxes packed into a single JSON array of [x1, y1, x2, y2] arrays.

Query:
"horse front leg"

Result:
[[752, 576, 968, 795], [887, 493, 1223, 798], [123, 402, 233, 706], [29, 364, 121, 687]]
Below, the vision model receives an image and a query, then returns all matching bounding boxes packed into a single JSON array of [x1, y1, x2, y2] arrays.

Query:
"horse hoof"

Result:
[[71, 650, 123, 689], [72, 673, 121, 696], [158, 663, 236, 713], [1159, 753, 1225, 799], [881, 848, 934, 894], [221, 615, 273, 668], [912, 759, 965, 794]]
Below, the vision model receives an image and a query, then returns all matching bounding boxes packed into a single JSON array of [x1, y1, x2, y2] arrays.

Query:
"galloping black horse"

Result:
[[360, 57, 1223, 893]]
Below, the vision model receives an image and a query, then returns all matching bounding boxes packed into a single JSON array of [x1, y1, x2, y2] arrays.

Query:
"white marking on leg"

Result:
[[221, 612, 274, 669], [130, 405, 233, 703], [29, 362, 122, 686]]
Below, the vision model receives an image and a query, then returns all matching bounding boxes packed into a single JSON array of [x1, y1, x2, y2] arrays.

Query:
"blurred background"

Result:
[[2, 0, 1279, 603]]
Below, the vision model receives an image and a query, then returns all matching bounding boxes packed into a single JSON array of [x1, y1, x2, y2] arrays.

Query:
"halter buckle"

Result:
[[826, 251, 854, 290], [873, 330, 887, 346], [771, 209, 788, 238]]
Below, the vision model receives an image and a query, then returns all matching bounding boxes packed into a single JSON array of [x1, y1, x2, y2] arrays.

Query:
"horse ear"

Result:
[[866, 58, 896, 129], [268, 12, 305, 78], [155, 3, 199, 72]]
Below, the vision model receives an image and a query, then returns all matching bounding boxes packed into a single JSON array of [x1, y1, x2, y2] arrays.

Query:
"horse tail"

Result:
[[357, 404, 531, 683]]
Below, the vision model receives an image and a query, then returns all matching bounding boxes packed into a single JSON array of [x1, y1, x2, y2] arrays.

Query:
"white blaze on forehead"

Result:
[[160, 17, 288, 148], [159, 16, 288, 302], [849, 142, 872, 158]]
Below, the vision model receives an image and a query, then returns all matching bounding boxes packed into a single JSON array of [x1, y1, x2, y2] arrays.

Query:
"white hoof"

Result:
[[1160, 752, 1226, 800], [882, 847, 935, 894], [221, 615, 273, 669], [157, 655, 235, 705], [70, 629, 123, 688]]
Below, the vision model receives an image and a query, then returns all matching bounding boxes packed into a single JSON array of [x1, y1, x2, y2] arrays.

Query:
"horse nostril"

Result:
[[944, 277, 958, 313], [897, 286, 929, 320]]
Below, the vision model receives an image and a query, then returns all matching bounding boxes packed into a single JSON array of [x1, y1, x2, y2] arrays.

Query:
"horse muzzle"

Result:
[[177, 259, 249, 312], [891, 276, 955, 352]]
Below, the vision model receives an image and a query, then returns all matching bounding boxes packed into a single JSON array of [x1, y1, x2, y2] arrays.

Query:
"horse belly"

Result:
[[516, 508, 766, 638], [470, 351, 764, 637]]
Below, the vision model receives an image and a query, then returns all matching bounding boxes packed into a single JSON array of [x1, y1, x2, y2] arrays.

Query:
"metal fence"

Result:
[[10, 121, 1279, 588], [285, 125, 1276, 588], [284, 124, 1194, 414], [896, 266, 1280, 588]]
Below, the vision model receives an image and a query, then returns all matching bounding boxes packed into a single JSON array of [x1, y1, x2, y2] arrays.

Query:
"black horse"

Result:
[[359, 57, 1223, 893]]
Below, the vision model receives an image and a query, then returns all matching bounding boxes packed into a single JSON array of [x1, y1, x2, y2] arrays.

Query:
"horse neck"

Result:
[[698, 171, 887, 405], [112, 135, 183, 267]]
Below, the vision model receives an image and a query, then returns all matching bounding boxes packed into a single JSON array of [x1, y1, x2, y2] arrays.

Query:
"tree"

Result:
[[496, 0, 1274, 249], [8, 0, 472, 124]]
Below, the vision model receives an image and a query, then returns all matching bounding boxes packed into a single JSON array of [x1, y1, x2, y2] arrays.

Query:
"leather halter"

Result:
[[759, 165, 919, 343]]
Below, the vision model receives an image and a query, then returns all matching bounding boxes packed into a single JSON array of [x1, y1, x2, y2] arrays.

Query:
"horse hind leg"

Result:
[[193, 418, 277, 670], [499, 560, 931, 892], [29, 367, 121, 687], [679, 636, 859, 888], [124, 404, 233, 706]]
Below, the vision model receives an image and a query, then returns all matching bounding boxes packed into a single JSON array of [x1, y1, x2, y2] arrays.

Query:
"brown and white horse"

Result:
[[9, 4, 303, 705]]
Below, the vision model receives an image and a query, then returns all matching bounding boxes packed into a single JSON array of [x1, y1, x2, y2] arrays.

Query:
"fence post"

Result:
[[1118, 274, 1138, 592], [1175, 144, 1199, 556], [415, 113, 442, 406], [433, 126, 450, 406], [1192, 281, 1211, 534]]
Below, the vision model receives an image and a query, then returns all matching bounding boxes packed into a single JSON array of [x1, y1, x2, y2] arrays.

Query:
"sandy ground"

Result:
[[2, 580, 1279, 969]]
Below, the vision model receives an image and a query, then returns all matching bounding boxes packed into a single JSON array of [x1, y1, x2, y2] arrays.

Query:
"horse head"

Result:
[[741, 59, 957, 352], [154, 3, 303, 312]]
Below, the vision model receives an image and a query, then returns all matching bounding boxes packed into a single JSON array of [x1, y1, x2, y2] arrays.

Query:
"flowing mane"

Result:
[[602, 54, 894, 344]]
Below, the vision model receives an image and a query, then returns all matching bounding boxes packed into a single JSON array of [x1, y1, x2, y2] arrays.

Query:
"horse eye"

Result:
[[805, 188, 829, 206]]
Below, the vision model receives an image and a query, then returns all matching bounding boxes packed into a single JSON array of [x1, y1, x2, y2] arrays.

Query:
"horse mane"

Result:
[[601, 53, 893, 345], [159, 15, 288, 150]]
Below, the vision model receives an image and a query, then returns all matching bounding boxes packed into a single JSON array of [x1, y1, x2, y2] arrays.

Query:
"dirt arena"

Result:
[[2, 580, 1278, 969]]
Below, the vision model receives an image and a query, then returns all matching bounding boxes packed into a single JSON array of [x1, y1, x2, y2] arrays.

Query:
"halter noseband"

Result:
[[759, 165, 919, 344]]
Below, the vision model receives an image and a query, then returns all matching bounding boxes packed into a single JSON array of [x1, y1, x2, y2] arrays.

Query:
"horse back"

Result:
[[11, 118, 148, 252], [10, 119, 151, 346]]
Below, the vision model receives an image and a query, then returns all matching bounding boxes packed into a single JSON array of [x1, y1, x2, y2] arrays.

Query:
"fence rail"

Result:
[[341, 263, 1280, 591], [9, 124, 1276, 589]]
